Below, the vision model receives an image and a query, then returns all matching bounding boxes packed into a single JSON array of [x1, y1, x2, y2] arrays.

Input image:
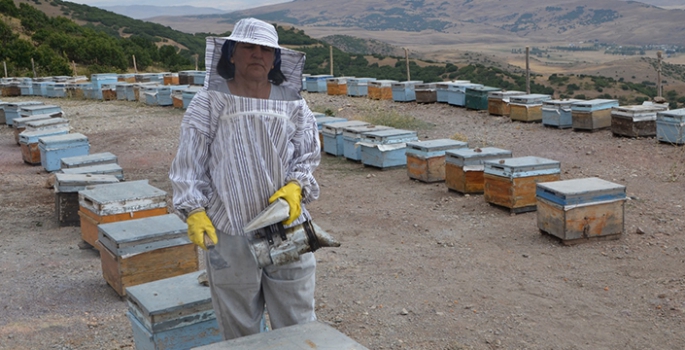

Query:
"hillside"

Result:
[[102, 5, 227, 20]]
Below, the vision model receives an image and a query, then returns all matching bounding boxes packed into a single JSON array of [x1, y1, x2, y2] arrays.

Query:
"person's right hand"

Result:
[[186, 209, 217, 250]]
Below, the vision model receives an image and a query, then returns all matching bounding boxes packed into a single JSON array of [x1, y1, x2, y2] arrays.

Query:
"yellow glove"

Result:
[[268, 182, 302, 225], [186, 209, 217, 250]]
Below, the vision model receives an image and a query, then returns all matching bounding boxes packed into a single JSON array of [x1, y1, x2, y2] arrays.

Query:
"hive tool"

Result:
[[243, 198, 341, 268], [204, 234, 229, 269]]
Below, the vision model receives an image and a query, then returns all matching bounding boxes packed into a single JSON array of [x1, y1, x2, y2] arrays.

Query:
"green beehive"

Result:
[[465, 86, 500, 111]]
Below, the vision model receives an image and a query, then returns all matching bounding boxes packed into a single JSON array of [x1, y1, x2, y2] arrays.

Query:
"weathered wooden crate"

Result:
[[415, 83, 437, 104], [326, 77, 352, 96], [178, 70, 203, 86], [54, 173, 120, 227], [193, 321, 369, 350], [102, 84, 118, 101], [368, 80, 397, 100], [38, 133, 90, 172], [465, 86, 500, 110], [342, 124, 394, 161], [13, 114, 63, 145], [126, 271, 221, 350], [537, 177, 627, 245], [360, 129, 419, 169], [656, 108, 685, 144], [347, 78, 376, 97], [487, 91, 525, 116], [391, 81, 423, 102], [509, 94, 552, 122], [541, 99, 582, 128], [20, 127, 70, 165], [305, 75, 333, 93], [406, 139, 468, 183], [97, 214, 197, 297], [163, 73, 179, 86], [118, 73, 136, 83], [61, 152, 118, 169], [436, 81, 470, 103], [483, 156, 561, 213], [611, 104, 667, 138], [4, 101, 45, 127], [61, 163, 125, 180], [1, 83, 21, 97], [171, 90, 184, 109], [79, 180, 168, 249], [322, 120, 370, 157], [571, 99, 619, 131], [445, 147, 513, 194]]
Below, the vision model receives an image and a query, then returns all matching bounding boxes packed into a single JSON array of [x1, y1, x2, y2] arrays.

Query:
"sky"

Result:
[[64, 0, 292, 12]]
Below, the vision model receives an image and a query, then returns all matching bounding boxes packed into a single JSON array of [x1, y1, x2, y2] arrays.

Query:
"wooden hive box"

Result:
[[656, 108, 685, 145], [445, 147, 513, 194], [61, 163, 125, 180], [342, 124, 393, 161], [326, 77, 352, 96], [465, 86, 500, 110], [134, 83, 159, 102], [391, 81, 423, 102], [315, 116, 347, 148], [19, 127, 70, 165], [13, 113, 64, 145], [359, 129, 419, 169], [61, 151, 118, 169], [415, 83, 438, 104], [38, 133, 90, 172], [367, 80, 397, 100], [537, 177, 627, 245], [79, 180, 168, 249], [118, 73, 136, 83], [1, 82, 21, 97], [0, 101, 8, 124], [90, 73, 118, 100], [54, 173, 120, 227], [322, 120, 370, 157], [171, 90, 184, 109], [178, 71, 200, 86], [487, 91, 525, 116], [541, 99, 582, 128], [4, 101, 45, 127], [483, 156, 561, 213], [436, 81, 470, 103], [101, 84, 118, 101], [509, 94, 552, 122], [125, 271, 221, 350], [571, 99, 619, 131], [160, 86, 188, 106], [347, 78, 376, 97], [97, 214, 197, 297], [305, 75, 333, 93], [182, 87, 202, 109], [163, 73, 179, 86], [406, 139, 468, 183], [611, 104, 667, 138]]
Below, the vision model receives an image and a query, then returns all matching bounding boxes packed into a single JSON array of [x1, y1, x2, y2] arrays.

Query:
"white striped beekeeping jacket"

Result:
[[169, 37, 320, 236]]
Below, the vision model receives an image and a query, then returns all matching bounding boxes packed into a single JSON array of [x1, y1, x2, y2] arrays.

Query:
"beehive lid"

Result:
[[571, 99, 619, 110], [542, 99, 583, 108], [20, 104, 60, 113], [61, 152, 118, 168], [391, 80, 423, 88], [316, 117, 348, 130], [369, 80, 397, 87], [446, 147, 513, 167], [484, 156, 560, 178], [348, 77, 376, 84], [436, 81, 470, 89], [362, 129, 418, 144], [97, 214, 188, 257], [322, 120, 369, 135], [54, 173, 119, 193], [536, 177, 626, 206], [78, 180, 166, 215], [7, 101, 43, 109], [657, 108, 685, 121], [488, 91, 525, 99], [183, 86, 202, 94], [415, 83, 437, 90], [611, 105, 662, 121], [26, 117, 69, 129], [406, 139, 467, 153], [38, 133, 88, 147], [447, 83, 483, 91], [125, 271, 213, 332], [467, 86, 500, 93], [13, 114, 54, 128], [19, 127, 69, 145], [342, 124, 393, 138], [306, 75, 333, 80], [510, 94, 552, 104], [60, 163, 124, 180]]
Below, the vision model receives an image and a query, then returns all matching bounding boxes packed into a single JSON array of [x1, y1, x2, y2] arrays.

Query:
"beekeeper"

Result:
[[169, 18, 320, 340]]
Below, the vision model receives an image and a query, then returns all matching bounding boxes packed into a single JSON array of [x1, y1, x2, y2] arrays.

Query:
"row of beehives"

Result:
[[316, 115, 628, 245], [0, 71, 205, 109], [0, 100, 225, 349], [306, 75, 685, 144]]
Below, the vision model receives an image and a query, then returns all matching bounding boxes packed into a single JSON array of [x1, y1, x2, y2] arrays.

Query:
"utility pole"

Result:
[[31, 58, 37, 78], [195, 55, 199, 71], [132, 55, 138, 74], [657, 51, 663, 98], [329, 46, 334, 76], [525, 46, 530, 94], [3, 61, 7, 78], [72, 61, 77, 76], [404, 48, 411, 82]]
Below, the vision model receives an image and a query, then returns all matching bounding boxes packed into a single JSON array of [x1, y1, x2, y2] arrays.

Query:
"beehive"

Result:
[[16, 117, 69, 145], [163, 73, 179, 86], [182, 87, 202, 109], [483, 156, 561, 213], [368, 80, 397, 100], [541, 99, 583, 128], [54, 173, 120, 227], [445, 147, 513, 194], [322, 120, 370, 157], [405, 139, 468, 183], [465, 86, 500, 110], [12, 114, 59, 145], [347, 78, 376, 97], [305, 75, 333, 93], [326, 77, 353, 96], [38, 133, 90, 172], [315, 116, 347, 147], [19, 79, 34, 96], [61, 152, 118, 169], [487, 91, 525, 116], [118, 73, 136, 83], [90, 73, 118, 100], [171, 90, 184, 108], [436, 81, 471, 103], [571, 99, 619, 131], [537, 177, 627, 245], [101, 84, 118, 101], [4, 101, 44, 127], [359, 129, 419, 169], [20, 127, 70, 165], [78, 180, 168, 249], [656, 108, 685, 144], [391, 81, 423, 102], [126, 271, 221, 350], [447, 83, 483, 107], [509, 94, 552, 122], [60, 163, 125, 180], [342, 124, 394, 161], [611, 104, 668, 137], [415, 83, 438, 103]]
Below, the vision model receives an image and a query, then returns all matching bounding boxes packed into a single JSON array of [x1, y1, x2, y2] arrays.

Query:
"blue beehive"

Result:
[[60, 163, 124, 180], [135, 73, 165, 84], [116, 83, 131, 100], [159, 85, 189, 106], [447, 83, 483, 107], [191, 71, 206, 86], [4, 101, 44, 126], [322, 120, 370, 156], [347, 78, 376, 97], [19, 78, 33, 96], [391, 81, 423, 102], [542, 99, 582, 128], [142, 85, 161, 106], [19, 104, 63, 118], [126, 271, 221, 350], [91, 73, 118, 99], [315, 116, 347, 131], [342, 124, 394, 161], [305, 75, 333, 93], [360, 128, 419, 168], [61, 152, 118, 169], [51, 82, 67, 98], [182, 86, 202, 109], [20, 127, 70, 165], [656, 108, 685, 145], [436, 81, 470, 103], [38, 133, 90, 172]]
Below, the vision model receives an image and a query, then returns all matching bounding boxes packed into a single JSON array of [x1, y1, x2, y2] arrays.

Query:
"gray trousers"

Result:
[[205, 233, 317, 340]]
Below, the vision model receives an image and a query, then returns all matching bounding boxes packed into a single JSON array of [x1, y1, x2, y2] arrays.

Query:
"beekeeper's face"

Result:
[[231, 42, 276, 83]]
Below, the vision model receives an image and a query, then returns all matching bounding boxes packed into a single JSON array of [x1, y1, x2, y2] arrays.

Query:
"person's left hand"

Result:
[[269, 182, 302, 225]]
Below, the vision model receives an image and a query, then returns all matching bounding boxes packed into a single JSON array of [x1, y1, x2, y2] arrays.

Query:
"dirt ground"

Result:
[[0, 92, 684, 350]]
